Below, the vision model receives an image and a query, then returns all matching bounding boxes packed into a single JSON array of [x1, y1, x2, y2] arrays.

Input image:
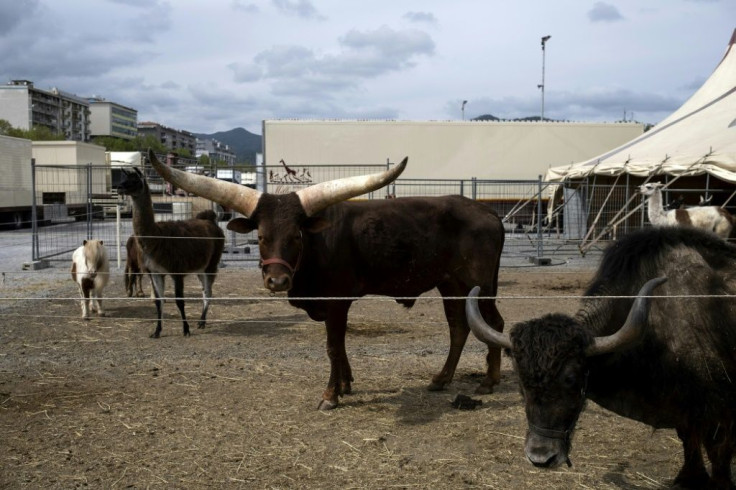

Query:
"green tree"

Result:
[[0, 119, 64, 140]]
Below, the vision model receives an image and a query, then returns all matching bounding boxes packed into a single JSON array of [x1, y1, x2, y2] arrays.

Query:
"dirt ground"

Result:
[[0, 263, 685, 489]]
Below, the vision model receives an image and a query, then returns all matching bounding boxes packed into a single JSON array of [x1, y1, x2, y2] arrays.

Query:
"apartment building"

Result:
[[196, 138, 236, 165], [0, 80, 91, 141], [88, 97, 138, 140], [137, 121, 196, 154]]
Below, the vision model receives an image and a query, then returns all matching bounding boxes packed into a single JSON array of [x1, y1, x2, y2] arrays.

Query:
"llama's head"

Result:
[[116, 167, 148, 199], [639, 182, 664, 197]]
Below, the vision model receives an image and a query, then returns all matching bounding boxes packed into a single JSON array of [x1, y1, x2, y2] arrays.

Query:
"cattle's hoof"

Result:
[[672, 471, 712, 489], [197, 322, 206, 329], [183, 331, 191, 337], [83, 317, 91, 321], [98, 312, 107, 317], [475, 384, 494, 395], [150, 332, 160, 339], [427, 381, 447, 391], [317, 399, 338, 411]]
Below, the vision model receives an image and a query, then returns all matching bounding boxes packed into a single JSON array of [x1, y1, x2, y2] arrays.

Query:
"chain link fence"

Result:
[[27, 160, 734, 269]]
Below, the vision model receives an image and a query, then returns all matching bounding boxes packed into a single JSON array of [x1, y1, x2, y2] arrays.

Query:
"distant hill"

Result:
[[194, 127, 262, 165], [473, 114, 558, 122]]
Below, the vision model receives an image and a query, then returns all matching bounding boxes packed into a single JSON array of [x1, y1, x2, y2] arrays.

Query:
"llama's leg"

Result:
[[136, 271, 145, 297], [197, 273, 213, 329], [149, 274, 166, 338], [173, 275, 190, 336], [125, 266, 133, 297]]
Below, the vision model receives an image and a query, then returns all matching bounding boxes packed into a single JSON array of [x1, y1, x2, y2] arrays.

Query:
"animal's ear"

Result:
[[303, 216, 331, 234], [83, 239, 88, 245], [99, 240, 103, 245], [227, 217, 258, 234]]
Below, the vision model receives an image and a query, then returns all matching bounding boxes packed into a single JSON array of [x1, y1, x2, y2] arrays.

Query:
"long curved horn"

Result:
[[297, 157, 407, 216], [147, 149, 262, 217], [586, 276, 668, 356], [466, 286, 513, 349]]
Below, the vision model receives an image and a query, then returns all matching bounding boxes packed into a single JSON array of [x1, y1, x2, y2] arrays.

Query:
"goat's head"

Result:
[[145, 149, 407, 293], [116, 167, 147, 198], [638, 182, 664, 197], [81, 239, 106, 278]]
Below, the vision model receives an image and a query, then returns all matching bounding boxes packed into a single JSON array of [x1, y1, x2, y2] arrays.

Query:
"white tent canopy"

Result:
[[546, 29, 736, 184]]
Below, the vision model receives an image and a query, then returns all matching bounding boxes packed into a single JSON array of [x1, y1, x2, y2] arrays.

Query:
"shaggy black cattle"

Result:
[[466, 226, 736, 489], [148, 149, 506, 410]]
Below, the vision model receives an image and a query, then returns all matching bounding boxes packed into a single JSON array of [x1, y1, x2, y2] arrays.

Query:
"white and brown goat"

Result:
[[639, 182, 734, 240], [117, 166, 225, 338], [71, 239, 110, 319]]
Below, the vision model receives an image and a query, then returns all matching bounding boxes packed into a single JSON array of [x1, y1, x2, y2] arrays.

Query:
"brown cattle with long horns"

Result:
[[148, 149, 505, 410]]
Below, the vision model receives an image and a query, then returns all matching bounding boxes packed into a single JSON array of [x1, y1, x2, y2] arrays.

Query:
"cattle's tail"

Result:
[[195, 209, 218, 222]]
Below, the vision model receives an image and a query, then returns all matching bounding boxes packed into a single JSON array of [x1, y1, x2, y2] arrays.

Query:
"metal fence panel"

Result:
[[35, 162, 735, 267]]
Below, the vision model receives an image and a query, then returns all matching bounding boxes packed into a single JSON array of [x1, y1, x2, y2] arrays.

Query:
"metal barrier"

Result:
[[32, 162, 734, 268]]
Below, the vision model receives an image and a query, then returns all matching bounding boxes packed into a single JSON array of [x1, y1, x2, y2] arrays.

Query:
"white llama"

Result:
[[639, 182, 733, 240]]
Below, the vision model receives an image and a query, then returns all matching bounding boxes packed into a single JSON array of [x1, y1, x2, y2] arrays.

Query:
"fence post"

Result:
[[471, 177, 477, 200], [87, 163, 93, 240], [537, 175, 543, 259], [31, 158, 39, 262]]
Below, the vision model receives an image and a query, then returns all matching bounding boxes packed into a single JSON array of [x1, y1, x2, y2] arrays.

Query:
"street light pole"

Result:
[[461, 100, 467, 120], [538, 35, 551, 120]]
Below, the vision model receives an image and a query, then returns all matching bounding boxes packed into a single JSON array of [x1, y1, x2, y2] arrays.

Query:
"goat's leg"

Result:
[[149, 274, 166, 338], [78, 282, 90, 319], [93, 286, 105, 317], [196, 273, 214, 329], [173, 275, 190, 336]]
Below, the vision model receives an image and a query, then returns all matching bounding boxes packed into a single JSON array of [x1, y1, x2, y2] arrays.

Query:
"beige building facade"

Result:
[[262, 119, 645, 181]]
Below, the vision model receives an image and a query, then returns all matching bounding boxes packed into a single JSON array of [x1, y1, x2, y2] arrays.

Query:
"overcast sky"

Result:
[[1, 0, 734, 135]]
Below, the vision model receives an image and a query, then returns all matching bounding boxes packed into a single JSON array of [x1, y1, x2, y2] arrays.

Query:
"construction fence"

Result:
[[23, 160, 736, 268]]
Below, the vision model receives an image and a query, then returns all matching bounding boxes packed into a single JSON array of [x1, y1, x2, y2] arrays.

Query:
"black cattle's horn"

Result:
[[148, 149, 263, 217], [585, 277, 668, 356], [296, 157, 408, 216], [466, 286, 513, 349]]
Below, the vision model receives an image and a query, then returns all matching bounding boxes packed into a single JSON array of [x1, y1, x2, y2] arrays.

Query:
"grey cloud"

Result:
[[462, 88, 680, 124], [106, 0, 154, 7], [269, 75, 357, 97], [231, 0, 259, 13], [229, 62, 263, 82], [254, 45, 316, 78], [587, 2, 624, 23], [340, 26, 435, 59], [0, 0, 40, 36], [130, 2, 173, 43], [403, 11, 437, 25], [231, 26, 434, 101], [271, 0, 325, 20]]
